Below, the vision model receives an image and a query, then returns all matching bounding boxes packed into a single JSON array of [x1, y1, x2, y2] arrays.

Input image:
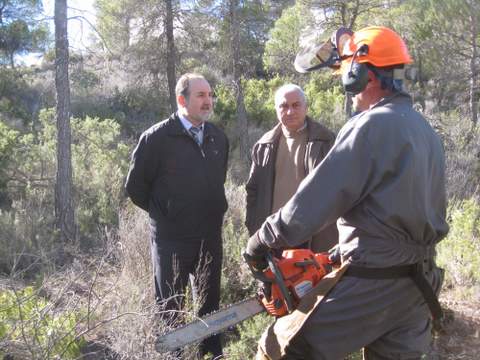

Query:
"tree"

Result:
[[305, 0, 385, 30], [0, 0, 49, 67], [164, 0, 176, 112], [95, 0, 136, 53], [55, 0, 76, 246], [428, 0, 479, 126], [227, 0, 249, 162], [263, 3, 314, 76], [387, 0, 479, 125]]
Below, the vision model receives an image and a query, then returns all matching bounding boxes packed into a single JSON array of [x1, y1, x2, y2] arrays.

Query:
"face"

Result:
[[178, 78, 213, 125], [275, 90, 307, 131]]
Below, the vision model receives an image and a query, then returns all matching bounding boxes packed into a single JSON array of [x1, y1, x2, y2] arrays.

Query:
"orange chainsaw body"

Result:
[[259, 249, 332, 317]]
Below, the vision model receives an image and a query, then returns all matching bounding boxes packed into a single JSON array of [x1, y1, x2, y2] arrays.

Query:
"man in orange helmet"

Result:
[[246, 26, 448, 359]]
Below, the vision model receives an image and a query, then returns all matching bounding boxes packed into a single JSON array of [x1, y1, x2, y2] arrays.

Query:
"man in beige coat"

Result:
[[245, 84, 338, 252]]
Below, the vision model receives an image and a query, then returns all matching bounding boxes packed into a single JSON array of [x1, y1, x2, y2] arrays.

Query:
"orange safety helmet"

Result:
[[340, 26, 412, 94], [341, 26, 412, 67], [294, 25, 412, 94]]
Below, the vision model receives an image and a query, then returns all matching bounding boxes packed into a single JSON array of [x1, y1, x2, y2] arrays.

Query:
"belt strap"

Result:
[[344, 263, 443, 322]]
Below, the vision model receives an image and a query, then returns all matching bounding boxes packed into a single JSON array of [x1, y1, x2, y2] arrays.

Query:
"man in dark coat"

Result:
[[246, 84, 338, 252], [125, 73, 228, 359], [246, 26, 448, 359]]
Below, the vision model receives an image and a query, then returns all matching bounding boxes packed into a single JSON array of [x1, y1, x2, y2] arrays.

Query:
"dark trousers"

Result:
[[150, 226, 223, 358]]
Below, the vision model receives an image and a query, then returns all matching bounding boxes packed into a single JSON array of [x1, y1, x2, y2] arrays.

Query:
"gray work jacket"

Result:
[[255, 92, 449, 267]]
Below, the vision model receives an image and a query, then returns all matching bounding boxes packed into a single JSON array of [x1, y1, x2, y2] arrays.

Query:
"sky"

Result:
[[19, 0, 97, 65]]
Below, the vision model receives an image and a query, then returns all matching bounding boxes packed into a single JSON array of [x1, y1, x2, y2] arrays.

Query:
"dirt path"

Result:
[[429, 291, 480, 359]]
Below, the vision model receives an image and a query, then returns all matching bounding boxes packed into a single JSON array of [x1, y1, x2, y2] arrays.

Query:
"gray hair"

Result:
[[274, 84, 307, 107], [175, 73, 207, 100]]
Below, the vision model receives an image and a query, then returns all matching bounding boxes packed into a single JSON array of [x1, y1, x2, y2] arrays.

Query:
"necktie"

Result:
[[189, 126, 202, 145]]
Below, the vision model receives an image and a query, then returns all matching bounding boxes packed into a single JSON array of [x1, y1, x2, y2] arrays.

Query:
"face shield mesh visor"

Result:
[[294, 27, 353, 73]]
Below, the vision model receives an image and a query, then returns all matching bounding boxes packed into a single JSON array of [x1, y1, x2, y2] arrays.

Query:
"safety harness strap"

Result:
[[344, 263, 443, 321]]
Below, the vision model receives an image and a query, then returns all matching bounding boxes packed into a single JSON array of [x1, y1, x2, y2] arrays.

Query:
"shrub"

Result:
[[0, 110, 131, 273], [437, 198, 480, 288], [304, 72, 346, 132], [0, 286, 85, 359]]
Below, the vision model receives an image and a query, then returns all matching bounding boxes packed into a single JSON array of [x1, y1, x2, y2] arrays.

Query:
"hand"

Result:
[[244, 233, 269, 271], [328, 244, 341, 264]]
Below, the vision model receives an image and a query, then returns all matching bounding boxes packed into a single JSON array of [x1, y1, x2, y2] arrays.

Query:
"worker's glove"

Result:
[[244, 233, 269, 271], [328, 244, 341, 264]]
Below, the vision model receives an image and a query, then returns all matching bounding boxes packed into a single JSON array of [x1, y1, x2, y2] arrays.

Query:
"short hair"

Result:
[[274, 84, 307, 107], [175, 73, 207, 101]]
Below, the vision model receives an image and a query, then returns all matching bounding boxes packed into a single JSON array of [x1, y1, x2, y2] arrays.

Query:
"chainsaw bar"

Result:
[[155, 297, 264, 352]]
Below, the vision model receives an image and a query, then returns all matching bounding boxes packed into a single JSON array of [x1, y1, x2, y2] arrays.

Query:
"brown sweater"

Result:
[[272, 125, 308, 213]]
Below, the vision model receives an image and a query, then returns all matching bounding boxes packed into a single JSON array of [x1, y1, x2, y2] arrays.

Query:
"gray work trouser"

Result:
[[283, 266, 442, 360]]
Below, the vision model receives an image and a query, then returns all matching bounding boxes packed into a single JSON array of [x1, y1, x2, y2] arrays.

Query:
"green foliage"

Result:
[[0, 286, 85, 358], [0, 110, 130, 272], [437, 198, 480, 287], [224, 313, 273, 359], [263, 3, 314, 76], [215, 76, 295, 132], [0, 0, 49, 66], [37, 109, 130, 241], [0, 121, 19, 201], [95, 0, 136, 53], [304, 72, 346, 132], [213, 83, 237, 127], [0, 68, 42, 123], [221, 180, 255, 306], [242, 77, 283, 128], [71, 68, 101, 94]]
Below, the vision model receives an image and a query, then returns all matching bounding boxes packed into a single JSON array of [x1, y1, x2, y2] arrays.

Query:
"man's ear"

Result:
[[177, 95, 187, 108], [366, 70, 381, 89]]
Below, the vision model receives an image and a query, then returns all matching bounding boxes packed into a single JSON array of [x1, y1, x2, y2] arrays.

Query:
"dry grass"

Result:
[[428, 290, 480, 359], [2, 160, 480, 359]]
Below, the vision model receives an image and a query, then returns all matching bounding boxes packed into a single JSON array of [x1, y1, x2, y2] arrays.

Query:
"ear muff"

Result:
[[342, 61, 369, 95]]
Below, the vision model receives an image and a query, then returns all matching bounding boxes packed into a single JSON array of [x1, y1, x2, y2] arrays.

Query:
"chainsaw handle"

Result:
[[243, 252, 272, 283], [266, 253, 294, 314]]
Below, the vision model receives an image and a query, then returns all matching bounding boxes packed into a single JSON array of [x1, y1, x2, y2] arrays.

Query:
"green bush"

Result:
[[212, 83, 237, 130], [242, 77, 283, 129], [0, 121, 19, 208], [221, 180, 255, 306], [224, 313, 272, 359], [213, 74, 347, 141], [0, 110, 130, 272], [437, 198, 480, 287], [0, 286, 85, 359], [304, 72, 346, 132], [34, 109, 131, 243], [0, 68, 41, 124]]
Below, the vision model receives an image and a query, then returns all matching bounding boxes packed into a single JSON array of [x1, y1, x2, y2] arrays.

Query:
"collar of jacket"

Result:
[[256, 117, 331, 144], [370, 91, 413, 111], [166, 113, 215, 139]]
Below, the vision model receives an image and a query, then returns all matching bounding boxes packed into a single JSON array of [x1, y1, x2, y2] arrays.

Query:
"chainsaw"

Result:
[[155, 248, 333, 352]]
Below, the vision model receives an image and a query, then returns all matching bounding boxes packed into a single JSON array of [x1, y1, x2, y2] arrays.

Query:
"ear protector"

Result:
[[341, 44, 369, 95], [341, 44, 406, 95], [342, 61, 369, 95]]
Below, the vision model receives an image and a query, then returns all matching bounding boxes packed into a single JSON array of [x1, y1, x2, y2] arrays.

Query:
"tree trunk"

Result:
[[229, 0, 249, 163], [164, 0, 177, 112], [54, 0, 76, 247], [468, 10, 478, 126]]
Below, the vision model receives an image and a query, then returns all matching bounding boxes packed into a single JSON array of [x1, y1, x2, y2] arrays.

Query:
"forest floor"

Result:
[[428, 289, 480, 359]]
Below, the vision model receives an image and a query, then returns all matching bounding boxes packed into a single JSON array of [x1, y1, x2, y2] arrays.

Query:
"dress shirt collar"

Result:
[[177, 112, 204, 132]]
